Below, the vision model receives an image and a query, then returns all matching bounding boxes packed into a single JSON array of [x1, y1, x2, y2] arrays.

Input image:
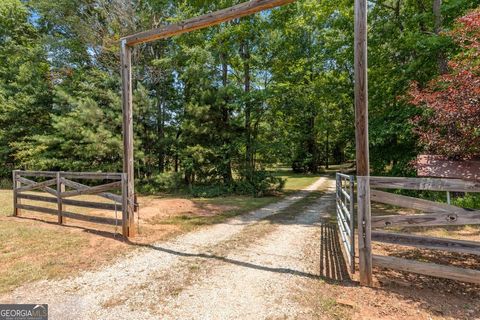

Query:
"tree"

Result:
[[0, 0, 52, 177], [408, 9, 480, 160], [14, 69, 123, 172]]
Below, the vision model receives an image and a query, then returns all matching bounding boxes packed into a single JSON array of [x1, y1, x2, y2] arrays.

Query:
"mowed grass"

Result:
[[0, 189, 12, 217], [0, 189, 124, 293], [272, 170, 324, 190], [0, 172, 324, 293], [162, 196, 280, 229]]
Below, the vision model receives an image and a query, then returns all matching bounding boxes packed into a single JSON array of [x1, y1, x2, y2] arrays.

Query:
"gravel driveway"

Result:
[[1, 176, 337, 320]]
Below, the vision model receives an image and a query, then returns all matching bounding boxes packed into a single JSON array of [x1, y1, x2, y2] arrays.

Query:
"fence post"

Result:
[[56, 172, 65, 224], [121, 173, 129, 237], [13, 170, 21, 216], [357, 176, 372, 285], [350, 176, 356, 274]]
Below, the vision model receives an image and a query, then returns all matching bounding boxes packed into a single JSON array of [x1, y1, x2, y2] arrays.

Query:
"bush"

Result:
[[235, 170, 285, 197], [453, 193, 480, 210], [190, 171, 285, 198], [137, 172, 184, 194], [190, 184, 230, 198], [0, 178, 11, 189]]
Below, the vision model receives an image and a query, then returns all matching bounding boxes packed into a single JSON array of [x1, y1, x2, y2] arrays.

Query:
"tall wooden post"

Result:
[[354, 0, 373, 285], [120, 39, 135, 237], [56, 172, 65, 224], [12, 170, 21, 216]]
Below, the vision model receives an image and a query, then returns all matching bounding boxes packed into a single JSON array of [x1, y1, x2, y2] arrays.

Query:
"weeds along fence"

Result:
[[12, 170, 130, 236], [335, 173, 355, 274], [367, 176, 480, 285]]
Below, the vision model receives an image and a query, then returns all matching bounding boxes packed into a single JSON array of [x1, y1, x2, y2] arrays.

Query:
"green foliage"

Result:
[[0, 0, 52, 176], [137, 172, 184, 194], [0, 0, 478, 195], [190, 171, 285, 198], [13, 69, 123, 172], [453, 194, 480, 210]]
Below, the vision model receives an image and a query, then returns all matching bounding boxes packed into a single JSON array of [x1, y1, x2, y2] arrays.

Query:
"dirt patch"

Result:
[[139, 197, 237, 221]]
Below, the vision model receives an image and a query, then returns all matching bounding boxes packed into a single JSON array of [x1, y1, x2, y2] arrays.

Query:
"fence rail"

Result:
[[335, 173, 355, 274], [13, 170, 128, 235], [367, 175, 480, 285]]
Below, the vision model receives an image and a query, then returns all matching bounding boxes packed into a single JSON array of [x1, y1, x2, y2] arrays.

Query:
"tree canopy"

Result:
[[0, 0, 478, 193]]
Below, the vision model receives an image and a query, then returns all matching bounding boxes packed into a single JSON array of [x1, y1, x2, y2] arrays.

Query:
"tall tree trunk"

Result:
[[157, 96, 165, 173], [325, 129, 329, 169], [240, 40, 254, 178], [433, 0, 448, 74], [307, 114, 318, 173], [220, 51, 233, 184]]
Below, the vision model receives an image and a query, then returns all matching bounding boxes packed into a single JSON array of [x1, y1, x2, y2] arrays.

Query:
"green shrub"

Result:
[[190, 184, 229, 198], [0, 179, 11, 189], [137, 172, 184, 194], [235, 170, 285, 197], [190, 171, 285, 198], [453, 193, 480, 210]]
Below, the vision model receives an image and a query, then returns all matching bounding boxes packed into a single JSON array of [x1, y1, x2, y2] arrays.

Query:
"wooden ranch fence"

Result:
[[364, 176, 480, 285], [335, 173, 355, 274], [12, 170, 133, 236]]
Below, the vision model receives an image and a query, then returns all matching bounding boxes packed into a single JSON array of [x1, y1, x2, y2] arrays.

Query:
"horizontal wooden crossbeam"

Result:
[[16, 204, 121, 226], [60, 181, 122, 198], [370, 176, 480, 193], [372, 231, 480, 255], [16, 178, 57, 193], [61, 178, 123, 203], [371, 190, 473, 214], [122, 0, 295, 46], [17, 177, 57, 196], [372, 211, 480, 228], [17, 193, 122, 211], [373, 255, 480, 284]]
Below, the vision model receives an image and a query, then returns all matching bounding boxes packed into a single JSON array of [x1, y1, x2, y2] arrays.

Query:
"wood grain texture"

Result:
[[16, 204, 58, 216], [16, 204, 121, 226], [122, 0, 295, 46], [354, 0, 369, 177], [373, 255, 480, 284], [372, 231, 480, 255], [354, 0, 372, 286], [61, 178, 122, 203], [60, 172, 122, 180], [16, 179, 57, 193], [13, 171, 21, 216], [61, 211, 121, 226], [17, 177, 57, 196], [370, 176, 480, 192], [15, 171, 57, 178], [371, 211, 480, 228], [60, 181, 122, 198], [120, 42, 135, 237], [57, 172, 64, 224], [371, 189, 472, 214], [357, 176, 373, 286], [121, 173, 129, 237], [16, 193, 121, 211]]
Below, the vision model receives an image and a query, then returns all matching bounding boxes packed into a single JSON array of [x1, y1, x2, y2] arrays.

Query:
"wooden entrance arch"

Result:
[[120, 0, 372, 285]]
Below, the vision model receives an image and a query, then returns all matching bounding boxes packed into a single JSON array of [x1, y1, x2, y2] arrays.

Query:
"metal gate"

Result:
[[335, 173, 355, 273]]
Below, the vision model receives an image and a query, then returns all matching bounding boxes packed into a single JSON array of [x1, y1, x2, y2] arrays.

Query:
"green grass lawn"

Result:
[[271, 170, 324, 191], [162, 196, 280, 229]]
